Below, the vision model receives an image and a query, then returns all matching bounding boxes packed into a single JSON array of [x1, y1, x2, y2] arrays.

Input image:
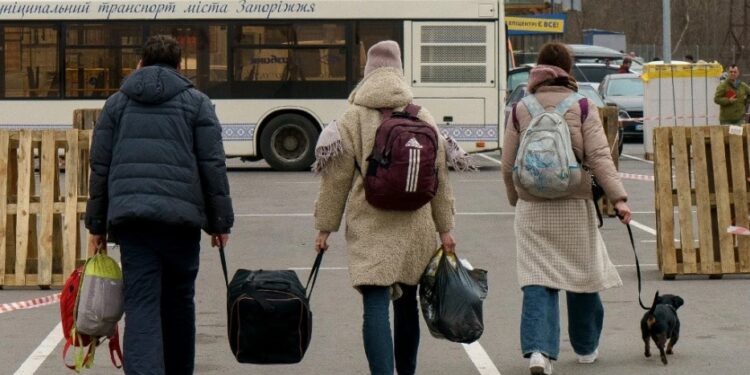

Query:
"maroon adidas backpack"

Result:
[[363, 104, 439, 211]]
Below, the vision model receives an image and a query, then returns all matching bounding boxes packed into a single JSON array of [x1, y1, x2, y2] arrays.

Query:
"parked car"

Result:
[[503, 82, 623, 152], [598, 73, 644, 142], [508, 63, 625, 95], [507, 65, 532, 92], [567, 44, 644, 73], [571, 63, 623, 91]]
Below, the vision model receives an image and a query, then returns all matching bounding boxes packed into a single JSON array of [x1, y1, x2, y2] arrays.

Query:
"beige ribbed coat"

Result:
[[314, 67, 455, 289]]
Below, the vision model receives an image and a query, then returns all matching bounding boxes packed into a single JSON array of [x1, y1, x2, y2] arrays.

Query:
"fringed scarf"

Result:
[[312, 122, 478, 175], [311, 120, 344, 175], [444, 135, 478, 172]]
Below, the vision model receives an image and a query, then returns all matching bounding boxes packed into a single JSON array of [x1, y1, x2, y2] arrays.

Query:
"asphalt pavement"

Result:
[[1, 142, 749, 375]]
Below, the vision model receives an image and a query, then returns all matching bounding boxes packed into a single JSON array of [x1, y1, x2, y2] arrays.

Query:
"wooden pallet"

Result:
[[598, 105, 621, 217], [653, 125, 750, 279], [0, 129, 91, 288]]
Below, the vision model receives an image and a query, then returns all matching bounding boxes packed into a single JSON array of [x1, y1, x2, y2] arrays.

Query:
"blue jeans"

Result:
[[117, 223, 201, 375], [361, 284, 420, 375], [520, 285, 603, 360]]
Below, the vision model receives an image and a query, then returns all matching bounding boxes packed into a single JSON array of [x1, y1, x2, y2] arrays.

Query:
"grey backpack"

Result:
[[512, 93, 584, 198]]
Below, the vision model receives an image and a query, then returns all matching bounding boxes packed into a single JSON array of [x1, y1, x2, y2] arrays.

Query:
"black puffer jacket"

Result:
[[85, 65, 234, 235]]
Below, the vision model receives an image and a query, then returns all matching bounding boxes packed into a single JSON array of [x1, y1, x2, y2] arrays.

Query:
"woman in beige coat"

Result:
[[501, 42, 632, 375], [313, 41, 464, 375]]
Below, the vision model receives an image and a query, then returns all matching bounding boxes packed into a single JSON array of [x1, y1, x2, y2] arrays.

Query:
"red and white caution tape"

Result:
[[0, 293, 60, 314], [625, 114, 710, 122], [728, 226, 750, 236], [618, 172, 655, 181], [627, 113, 750, 122]]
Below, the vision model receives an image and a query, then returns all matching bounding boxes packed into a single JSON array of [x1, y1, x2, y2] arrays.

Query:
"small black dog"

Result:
[[640, 292, 685, 365]]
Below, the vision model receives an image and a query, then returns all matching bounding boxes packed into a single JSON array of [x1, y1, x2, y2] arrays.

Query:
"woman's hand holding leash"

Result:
[[614, 200, 632, 224]]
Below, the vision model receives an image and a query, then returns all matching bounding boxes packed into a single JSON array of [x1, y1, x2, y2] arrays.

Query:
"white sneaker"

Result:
[[529, 352, 553, 375], [577, 348, 599, 364]]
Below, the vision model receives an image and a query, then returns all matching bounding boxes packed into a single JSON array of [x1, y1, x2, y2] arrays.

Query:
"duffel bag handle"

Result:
[[305, 252, 324, 300], [218, 245, 324, 301], [219, 245, 229, 287]]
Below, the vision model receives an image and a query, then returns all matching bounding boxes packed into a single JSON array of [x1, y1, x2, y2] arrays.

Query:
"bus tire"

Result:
[[260, 114, 318, 171]]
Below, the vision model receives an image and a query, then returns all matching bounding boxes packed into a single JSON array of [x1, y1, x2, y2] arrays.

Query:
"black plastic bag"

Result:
[[419, 248, 488, 343]]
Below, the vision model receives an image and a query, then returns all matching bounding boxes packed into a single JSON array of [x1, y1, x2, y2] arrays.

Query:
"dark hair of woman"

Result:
[[536, 42, 572, 73]]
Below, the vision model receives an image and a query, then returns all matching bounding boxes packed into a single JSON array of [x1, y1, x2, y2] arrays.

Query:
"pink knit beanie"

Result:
[[364, 40, 402, 76]]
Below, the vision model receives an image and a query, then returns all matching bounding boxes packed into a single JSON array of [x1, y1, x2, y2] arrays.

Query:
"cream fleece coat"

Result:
[[501, 85, 627, 206], [314, 67, 455, 289]]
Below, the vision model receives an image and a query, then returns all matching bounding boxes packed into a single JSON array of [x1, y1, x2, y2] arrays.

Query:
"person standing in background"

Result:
[[617, 57, 632, 73], [714, 64, 750, 125]]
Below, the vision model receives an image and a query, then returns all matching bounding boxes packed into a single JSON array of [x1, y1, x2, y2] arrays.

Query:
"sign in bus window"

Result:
[[234, 48, 345, 82]]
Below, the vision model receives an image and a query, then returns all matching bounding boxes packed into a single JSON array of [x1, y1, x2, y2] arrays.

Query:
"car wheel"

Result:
[[260, 114, 318, 171], [617, 127, 624, 156]]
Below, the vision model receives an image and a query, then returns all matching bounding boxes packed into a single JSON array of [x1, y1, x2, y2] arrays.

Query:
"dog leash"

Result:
[[621, 217, 651, 310]]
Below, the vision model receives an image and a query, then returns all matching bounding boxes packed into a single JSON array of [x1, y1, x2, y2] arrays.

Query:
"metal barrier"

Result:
[[654, 125, 750, 279]]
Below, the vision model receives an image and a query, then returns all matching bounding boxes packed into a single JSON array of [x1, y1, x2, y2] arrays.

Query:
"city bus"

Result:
[[0, 0, 506, 170]]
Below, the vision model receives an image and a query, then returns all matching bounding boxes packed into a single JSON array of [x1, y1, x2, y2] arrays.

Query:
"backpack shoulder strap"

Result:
[[404, 103, 421, 117], [553, 93, 585, 117], [520, 95, 546, 118], [378, 108, 393, 119], [578, 97, 589, 123]]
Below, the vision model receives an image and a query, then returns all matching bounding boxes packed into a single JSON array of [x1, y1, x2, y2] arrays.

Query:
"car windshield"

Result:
[[508, 70, 529, 91], [572, 66, 620, 83], [578, 85, 605, 107], [606, 78, 644, 97]]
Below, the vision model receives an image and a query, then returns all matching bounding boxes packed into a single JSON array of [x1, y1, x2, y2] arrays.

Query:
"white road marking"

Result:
[[238, 212, 661, 217], [13, 322, 63, 375], [621, 153, 654, 164], [236, 213, 312, 217], [476, 153, 502, 165], [629, 219, 657, 235], [615, 264, 658, 268], [236, 212, 520, 217], [462, 342, 502, 375]]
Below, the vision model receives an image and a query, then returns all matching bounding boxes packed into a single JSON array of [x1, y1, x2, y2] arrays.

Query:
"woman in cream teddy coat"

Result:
[[313, 40, 469, 375]]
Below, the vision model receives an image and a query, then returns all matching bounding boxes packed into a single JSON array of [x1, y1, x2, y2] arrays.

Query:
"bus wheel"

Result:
[[260, 114, 318, 171]]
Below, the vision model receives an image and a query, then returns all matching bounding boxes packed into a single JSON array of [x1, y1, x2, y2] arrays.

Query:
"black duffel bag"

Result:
[[220, 246, 323, 364]]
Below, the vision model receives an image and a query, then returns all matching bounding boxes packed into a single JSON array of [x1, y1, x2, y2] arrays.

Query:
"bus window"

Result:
[[3, 26, 59, 98], [231, 23, 348, 98], [355, 22, 403, 81], [65, 24, 142, 98]]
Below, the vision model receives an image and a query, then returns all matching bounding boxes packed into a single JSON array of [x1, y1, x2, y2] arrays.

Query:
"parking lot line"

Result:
[[476, 153, 502, 165], [236, 212, 522, 217], [621, 153, 654, 164], [462, 342, 502, 375], [629, 219, 657, 235], [13, 322, 62, 375]]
